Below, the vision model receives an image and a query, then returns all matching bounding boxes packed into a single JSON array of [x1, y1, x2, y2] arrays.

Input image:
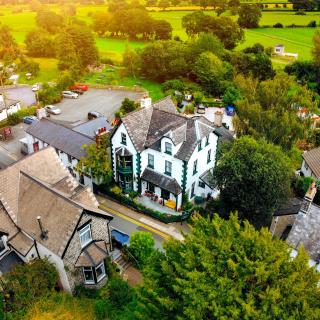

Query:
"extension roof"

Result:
[[121, 97, 225, 161]]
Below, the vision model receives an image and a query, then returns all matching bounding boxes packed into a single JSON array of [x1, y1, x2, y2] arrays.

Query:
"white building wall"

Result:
[[0, 103, 21, 122], [185, 132, 218, 199], [301, 159, 317, 179], [111, 123, 138, 189]]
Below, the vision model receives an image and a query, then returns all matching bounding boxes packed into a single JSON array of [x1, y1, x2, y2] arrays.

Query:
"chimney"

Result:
[[37, 216, 48, 240], [214, 110, 223, 127], [140, 95, 152, 109], [299, 182, 317, 215]]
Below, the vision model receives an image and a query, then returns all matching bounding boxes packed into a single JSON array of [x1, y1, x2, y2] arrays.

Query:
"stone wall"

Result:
[[270, 214, 297, 238]]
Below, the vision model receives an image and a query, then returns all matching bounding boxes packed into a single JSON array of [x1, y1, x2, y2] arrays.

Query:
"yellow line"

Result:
[[99, 204, 171, 240]]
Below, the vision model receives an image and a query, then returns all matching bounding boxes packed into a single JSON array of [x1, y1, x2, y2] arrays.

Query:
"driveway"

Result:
[[5, 86, 36, 107], [51, 89, 145, 123]]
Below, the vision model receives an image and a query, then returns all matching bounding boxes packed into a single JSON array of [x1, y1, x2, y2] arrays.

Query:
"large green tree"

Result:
[[211, 136, 293, 227], [35, 9, 64, 34], [137, 214, 320, 319], [0, 24, 19, 61], [312, 30, 320, 66], [238, 4, 262, 29], [25, 29, 56, 58]]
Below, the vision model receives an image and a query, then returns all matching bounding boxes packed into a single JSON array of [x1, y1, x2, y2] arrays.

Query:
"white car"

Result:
[[45, 105, 61, 115], [32, 84, 40, 92], [62, 90, 79, 99]]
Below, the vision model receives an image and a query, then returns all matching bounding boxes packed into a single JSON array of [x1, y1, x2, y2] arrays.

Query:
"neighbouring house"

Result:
[[300, 147, 320, 179], [0, 147, 113, 291], [274, 44, 298, 60], [23, 117, 112, 188], [111, 96, 233, 212], [0, 94, 20, 122], [270, 182, 320, 271]]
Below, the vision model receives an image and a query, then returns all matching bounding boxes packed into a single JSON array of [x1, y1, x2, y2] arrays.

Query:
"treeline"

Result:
[[92, 7, 172, 40]]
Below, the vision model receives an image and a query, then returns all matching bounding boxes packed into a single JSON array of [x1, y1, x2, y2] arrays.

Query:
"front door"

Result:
[[161, 189, 170, 200]]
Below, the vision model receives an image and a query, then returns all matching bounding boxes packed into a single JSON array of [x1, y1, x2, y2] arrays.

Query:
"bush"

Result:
[[38, 83, 62, 106], [184, 104, 195, 114], [0, 292, 4, 320], [273, 22, 283, 28], [94, 299, 109, 320], [161, 79, 185, 93], [127, 231, 155, 268], [56, 71, 75, 91], [18, 58, 40, 76], [105, 278, 133, 309], [293, 176, 314, 198], [128, 190, 139, 199], [307, 20, 317, 27], [295, 10, 306, 15], [7, 106, 37, 125]]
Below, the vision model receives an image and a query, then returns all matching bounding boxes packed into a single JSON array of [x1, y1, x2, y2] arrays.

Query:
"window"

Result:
[[165, 160, 172, 176], [67, 154, 72, 163], [148, 182, 155, 193], [207, 150, 211, 163], [198, 141, 202, 151], [83, 267, 94, 284], [79, 224, 92, 248], [121, 133, 127, 145], [205, 135, 209, 146], [198, 181, 205, 188], [161, 189, 170, 200], [165, 142, 172, 155], [95, 262, 106, 282], [0, 237, 6, 255], [148, 154, 154, 169], [193, 160, 198, 175], [33, 141, 39, 152], [191, 182, 195, 198]]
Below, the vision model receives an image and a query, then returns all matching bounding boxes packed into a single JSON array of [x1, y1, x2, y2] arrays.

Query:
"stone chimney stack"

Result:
[[214, 110, 223, 127], [140, 95, 152, 109], [299, 182, 317, 215]]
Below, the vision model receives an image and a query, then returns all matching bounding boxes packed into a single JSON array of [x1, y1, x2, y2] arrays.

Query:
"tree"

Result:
[[119, 97, 138, 115], [222, 86, 240, 106], [291, 0, 317, 10], [211, 136, 293, 227], [0, 24, 19, 61], [92, 12, 112, 36], [122, 45, 141, 78], [37, 83, 62, 106], [152, 19, 172, 40], [137, 213, 320, 319], [2, 259, 58, 312], [194, 51, 232, 95], [312, 30, 320, 66], [127, 231, 155, 267], [158, 0, 170, 10], [36, 9, 64, 34], [171, 0, 181, 6], [238, 4, 262, 28], [77, 134, 113, 185], [17, 57, 40, 76], [25, 29, 56, 57]]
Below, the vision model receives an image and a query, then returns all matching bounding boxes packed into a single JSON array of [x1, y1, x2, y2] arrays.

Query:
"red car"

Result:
[[69, 83, 89, 91]]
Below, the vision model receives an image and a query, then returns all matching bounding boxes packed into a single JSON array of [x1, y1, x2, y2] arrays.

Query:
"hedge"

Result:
[[94, 184, 191, 224], [7, 106, 38, 126]]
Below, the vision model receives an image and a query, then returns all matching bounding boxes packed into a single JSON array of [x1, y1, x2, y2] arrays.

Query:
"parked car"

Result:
[[32, 84, 40, 92], [45, 105, 61, 115], [88, 111, 103, 120], [62, 91, 79, 99], [69, 84, 89, 91], [71, 89, 84, 95], [23, 116, 38, 125]]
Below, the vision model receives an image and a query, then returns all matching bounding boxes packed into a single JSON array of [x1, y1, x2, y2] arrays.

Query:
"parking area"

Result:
[[51, 88, 145, 123], [5, 86, 36, 107]]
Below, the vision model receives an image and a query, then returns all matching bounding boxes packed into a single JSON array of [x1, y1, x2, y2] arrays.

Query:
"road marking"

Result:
[[99, 203, 171, 240]]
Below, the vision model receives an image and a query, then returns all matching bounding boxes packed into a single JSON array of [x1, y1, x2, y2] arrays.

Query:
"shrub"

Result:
[[161, 79, 185, 93], [0, 292, 4, 320], [128, 190, 139, 199], [295, 10, 306, 15], [307, 20, 317, 27], [105, 278, 133, 309], [18, 58, 40, 76], [273, 22, 283, 28], [7, 106, 37, 125], [184, 103, 195, 114], [127, 231, 155, 268], [94, 299, 109, 320], [110, 185, 122, 195], [37, 83, 62, 106], [293, 176, 314, 198]]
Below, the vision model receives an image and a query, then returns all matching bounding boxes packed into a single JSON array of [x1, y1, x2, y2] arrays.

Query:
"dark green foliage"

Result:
[[293, 175, 314, 198], [136, 214, 320, 319], [17, 58, 40, 76], [273, 22, 284, 28], [238, 4, 262, 29], [291, 0, 317, 10], [308, 20, 317, 27], [56, 71, 76, 91], [7, 106, 37, 126], [222, 86, 240, 106], [3, 259, 58, 312], [25, 29, 56, 58], [0, 293, 4, 320], [38, 83, 62, 106], [94, 299, 109, 320], [152, 19, 172, 40], [161, 79, 185, 92], [182, 11, 244, 49], [106, 278, 133, 309], [127, 231, 155, 268], [0, 24, 19, 61], [119, 98, 138, 115], [211, 136, 293, 227], [36, 9, 64, 34]]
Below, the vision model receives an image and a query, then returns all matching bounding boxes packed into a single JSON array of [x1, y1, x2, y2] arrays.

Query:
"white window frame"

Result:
[[83, 266, 95, 284], [121, 133, 127, 145], [165, 160, 172, 176], [165, 142, 172, 155], [0, 236, 7, 256], [148, 153, 154, 168], [79, 224, 92, 248], [95, 262, 106, 282]]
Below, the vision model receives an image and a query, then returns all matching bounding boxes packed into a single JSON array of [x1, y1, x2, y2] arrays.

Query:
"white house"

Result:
[[0, 95, 21, 122], [300, 147, 320, 179], [0, 147, 113, 292], [24, 117, 112, 188], [111, 97, 233, 212]]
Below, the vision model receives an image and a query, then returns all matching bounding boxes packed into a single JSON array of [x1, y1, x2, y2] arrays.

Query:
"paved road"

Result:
[[51, 89, 145, 123], [100, 204, 167, 250], [5, 86, 36, 107]]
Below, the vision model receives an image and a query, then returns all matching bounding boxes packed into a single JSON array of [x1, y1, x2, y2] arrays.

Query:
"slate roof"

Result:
[[75, 240, 108, 267], [274, 197, 303, 217], [200, 170, 214, 189], [302, 148, 320, 178], [72, 117, 112, 138], [141, 168, 182, 195], [121, 97, 225, 161], [26, 118, 94, 160], [287, 203, 320, 260]]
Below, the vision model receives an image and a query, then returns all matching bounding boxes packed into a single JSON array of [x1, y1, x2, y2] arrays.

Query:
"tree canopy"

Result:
[[238, 4, 262, 29], [137, 213, 320, 319], [211, 136, 293, 227]]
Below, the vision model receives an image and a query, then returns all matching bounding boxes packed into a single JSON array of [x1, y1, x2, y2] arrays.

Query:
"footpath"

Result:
[[97, 195, 189, 241]]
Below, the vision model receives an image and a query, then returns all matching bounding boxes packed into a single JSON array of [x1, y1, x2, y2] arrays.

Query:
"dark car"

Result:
[[88, 111, 103, 120], [23, 116, 38, 125]]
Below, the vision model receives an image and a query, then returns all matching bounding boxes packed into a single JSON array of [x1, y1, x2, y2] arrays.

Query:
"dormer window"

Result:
[[165, 142, 172, 155], [121, 133, 127, 145], [79, 224, 92, 248], [205, 135, 209, 146]]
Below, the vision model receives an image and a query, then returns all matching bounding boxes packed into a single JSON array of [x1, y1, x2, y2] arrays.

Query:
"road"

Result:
[[100, 203, 168, 250]]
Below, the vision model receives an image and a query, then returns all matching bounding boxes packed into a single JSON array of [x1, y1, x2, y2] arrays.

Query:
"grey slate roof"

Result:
[[274, 197, 303, 216], [73, 117, 112, 138], [287, 203, 320, 260], [141, 168, 182, 195], [302, 148, 320, 178], [121, 97, 228, 161], [26, 118, 93, 160], [213, 125, 234, 142]]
